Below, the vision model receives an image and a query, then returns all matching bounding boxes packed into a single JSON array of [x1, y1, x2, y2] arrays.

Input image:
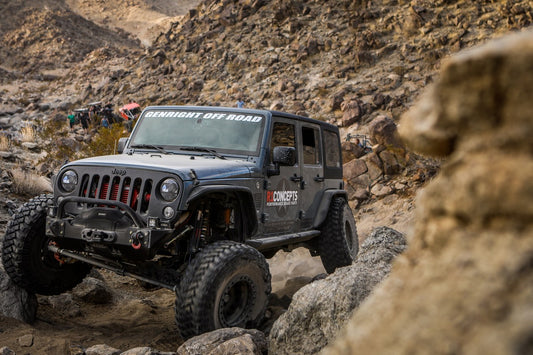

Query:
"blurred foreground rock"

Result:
[[269, 227, 406, 354], [325, 29, 533, 354]]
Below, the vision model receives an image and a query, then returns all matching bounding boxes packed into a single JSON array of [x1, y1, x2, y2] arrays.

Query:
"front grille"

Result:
[[79, 173, 153, 214]]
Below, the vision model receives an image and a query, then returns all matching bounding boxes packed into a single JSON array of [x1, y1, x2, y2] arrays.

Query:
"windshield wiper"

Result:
[[130, 144, 170, 155], [180, 147, 226, 160]]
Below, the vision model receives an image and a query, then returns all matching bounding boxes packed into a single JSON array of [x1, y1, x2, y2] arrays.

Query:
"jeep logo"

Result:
[[112, 168, 127, 176]]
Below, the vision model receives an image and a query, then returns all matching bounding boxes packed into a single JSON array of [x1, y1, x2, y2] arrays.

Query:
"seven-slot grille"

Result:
[[79, 173, 152, 214]]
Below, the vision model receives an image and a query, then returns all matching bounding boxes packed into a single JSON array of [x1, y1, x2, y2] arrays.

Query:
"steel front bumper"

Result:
[[46, 196, 173, 255]]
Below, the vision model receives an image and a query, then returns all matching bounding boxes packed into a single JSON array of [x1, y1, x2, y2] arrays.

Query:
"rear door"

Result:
[[298, 123, 324, 229]]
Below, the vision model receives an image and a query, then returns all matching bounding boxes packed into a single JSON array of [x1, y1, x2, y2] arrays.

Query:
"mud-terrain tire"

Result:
[[319, 196, 359, 273], [175, 241, 271, 339], [1, 194, 91, 295]]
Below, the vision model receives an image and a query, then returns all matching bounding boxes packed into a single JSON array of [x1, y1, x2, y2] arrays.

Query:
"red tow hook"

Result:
[[131, 232, 144, 250], [50, 241, 65, 265]]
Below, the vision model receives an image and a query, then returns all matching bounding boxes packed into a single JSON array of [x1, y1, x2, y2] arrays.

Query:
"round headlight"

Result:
[[160, 178, 179, 201], [60, 170, 78, 192]]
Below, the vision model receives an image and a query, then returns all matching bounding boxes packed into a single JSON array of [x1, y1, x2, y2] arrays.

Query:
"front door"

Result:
[[263, 119, 300, 234]]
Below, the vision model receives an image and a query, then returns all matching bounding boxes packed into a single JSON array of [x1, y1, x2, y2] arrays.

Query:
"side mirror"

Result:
[[268, 146, 296, 177], [117, 137, 128, 154], [273, 146, 296, 166]]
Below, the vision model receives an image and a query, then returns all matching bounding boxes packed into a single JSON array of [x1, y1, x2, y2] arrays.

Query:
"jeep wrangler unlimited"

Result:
[[1, 106, 358, 338]]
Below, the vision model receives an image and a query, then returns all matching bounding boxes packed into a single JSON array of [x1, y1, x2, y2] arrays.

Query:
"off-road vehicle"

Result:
[[2, 106, 358, 338]]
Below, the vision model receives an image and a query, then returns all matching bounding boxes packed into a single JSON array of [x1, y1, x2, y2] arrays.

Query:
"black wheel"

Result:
[[1, 194, 91, 295], [175, 241, 271, 339], [319, 196, 359, 273]]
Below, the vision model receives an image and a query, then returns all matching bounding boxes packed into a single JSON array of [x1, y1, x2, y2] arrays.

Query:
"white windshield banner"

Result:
[[144, 110, 263, 123]]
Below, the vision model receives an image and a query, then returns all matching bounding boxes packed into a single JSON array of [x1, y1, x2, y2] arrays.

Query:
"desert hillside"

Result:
[[0, 0, 531, 353]]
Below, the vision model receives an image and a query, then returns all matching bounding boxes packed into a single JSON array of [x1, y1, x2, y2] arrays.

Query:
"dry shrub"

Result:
[[0, 134, 10, 151], [20, 125, 36, 142], [10, 168, 53, 197], [38, 117, 68, 141], [79, 123, 129, 158]]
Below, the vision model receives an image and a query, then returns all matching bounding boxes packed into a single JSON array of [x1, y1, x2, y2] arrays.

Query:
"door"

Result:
[[298, 123, 324, 229], [263, 119, 300, 234]]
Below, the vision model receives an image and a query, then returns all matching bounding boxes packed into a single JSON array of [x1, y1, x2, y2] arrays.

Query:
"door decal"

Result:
[[266, 179, 298, 217]]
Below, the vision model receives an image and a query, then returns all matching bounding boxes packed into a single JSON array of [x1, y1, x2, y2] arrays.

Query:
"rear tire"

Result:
[[1, 194, 91, 295], [175, 241, 271, 339], [319, 196, 359, 273]]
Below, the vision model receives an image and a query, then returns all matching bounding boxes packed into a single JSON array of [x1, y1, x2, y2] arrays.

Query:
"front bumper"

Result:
[[46, 196, 174, 259]]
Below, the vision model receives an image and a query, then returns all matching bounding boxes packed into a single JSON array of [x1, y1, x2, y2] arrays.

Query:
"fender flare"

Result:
[[184, 185, 258, 236], [312, 190, 349, 228]]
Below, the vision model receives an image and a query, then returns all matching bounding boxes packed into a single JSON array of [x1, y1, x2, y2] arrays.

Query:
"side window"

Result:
[[271, 122, 296, 162], [324, 130, 341, 168], [302, 126, 321, 165]]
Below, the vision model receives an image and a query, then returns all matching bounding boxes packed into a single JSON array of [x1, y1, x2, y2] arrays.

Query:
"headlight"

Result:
[[60, 170, 78, 192], [160, 178, 179, 201]]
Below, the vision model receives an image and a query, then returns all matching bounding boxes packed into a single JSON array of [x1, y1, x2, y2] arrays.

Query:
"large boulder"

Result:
[[0, 238, 37, 323], [325, 30, 533, 354], [177, 328, 267, 355], [0, 269, 37, 324], [269, 227, 406, 354]]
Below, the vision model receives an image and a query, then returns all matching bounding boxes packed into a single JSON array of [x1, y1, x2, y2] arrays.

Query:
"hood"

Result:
[[64, 153, 255, 181]]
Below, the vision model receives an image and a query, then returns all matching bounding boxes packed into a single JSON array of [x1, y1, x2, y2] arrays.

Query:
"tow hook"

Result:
[[131, 231, 145, 250]]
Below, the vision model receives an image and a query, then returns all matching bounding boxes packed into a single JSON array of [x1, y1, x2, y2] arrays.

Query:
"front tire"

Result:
[[175, 241, 271, 339], [1, 194, 91, 295], [319, 196, 359, 273]]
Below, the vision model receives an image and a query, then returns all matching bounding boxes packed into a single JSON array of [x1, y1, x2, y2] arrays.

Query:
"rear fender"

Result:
[[312, 190, 348, 228]]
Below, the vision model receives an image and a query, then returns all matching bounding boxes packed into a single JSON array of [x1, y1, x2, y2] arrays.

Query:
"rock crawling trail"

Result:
[[0, 192, 415, 353]]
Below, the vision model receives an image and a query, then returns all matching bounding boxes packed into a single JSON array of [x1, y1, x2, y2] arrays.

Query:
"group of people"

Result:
[[67, 101, 140, 134], [66, 98, 249, 134]]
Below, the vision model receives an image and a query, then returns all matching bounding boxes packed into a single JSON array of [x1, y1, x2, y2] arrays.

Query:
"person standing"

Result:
[[80, 110, 89, 134], [67, 112, 76, 131], [101, 116, 109, 129]]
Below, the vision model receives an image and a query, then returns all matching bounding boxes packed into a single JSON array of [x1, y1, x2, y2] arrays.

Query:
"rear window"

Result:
[[324, 130, 341, 168]]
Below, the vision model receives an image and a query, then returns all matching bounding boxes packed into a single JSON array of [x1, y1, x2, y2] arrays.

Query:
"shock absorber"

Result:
[[191, 205, 210, 251], [199, 208, 210, 243]]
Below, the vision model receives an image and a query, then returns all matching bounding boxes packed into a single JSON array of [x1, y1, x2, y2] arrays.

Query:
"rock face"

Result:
[[269, 227, 406, 355], [324, 30, 533, 354]]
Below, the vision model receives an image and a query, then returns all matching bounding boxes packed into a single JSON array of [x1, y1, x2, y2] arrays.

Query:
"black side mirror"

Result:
[[273, 146, 296, 166], [117, 137, 128, 154], [268, 146, 296, 176]]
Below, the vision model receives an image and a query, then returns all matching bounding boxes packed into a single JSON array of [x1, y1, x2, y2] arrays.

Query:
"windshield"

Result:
[[129, 109, 266, 155]]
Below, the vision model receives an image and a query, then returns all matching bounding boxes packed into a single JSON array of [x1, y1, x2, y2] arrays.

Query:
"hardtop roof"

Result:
[[142, 105, 339, 132]]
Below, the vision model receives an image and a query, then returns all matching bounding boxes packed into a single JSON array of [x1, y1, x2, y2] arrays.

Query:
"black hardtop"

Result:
[[141, 105, 339, 132]]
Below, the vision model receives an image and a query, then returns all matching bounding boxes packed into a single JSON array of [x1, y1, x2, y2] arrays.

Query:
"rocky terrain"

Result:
[[0, 0, 532, 354]]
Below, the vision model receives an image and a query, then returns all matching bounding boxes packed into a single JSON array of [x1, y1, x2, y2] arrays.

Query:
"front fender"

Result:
[[183, 185, 258, 237]]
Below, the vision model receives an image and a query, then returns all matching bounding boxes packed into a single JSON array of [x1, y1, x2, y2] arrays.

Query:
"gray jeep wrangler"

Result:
[[2, 106, 358, 338]]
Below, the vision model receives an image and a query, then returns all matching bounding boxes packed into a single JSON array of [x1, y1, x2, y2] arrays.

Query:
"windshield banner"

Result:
[[144, 110, 263, 123]]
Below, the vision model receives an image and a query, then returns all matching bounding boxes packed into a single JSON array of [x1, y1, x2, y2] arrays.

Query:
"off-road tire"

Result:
[[175, 241, 271, 339], [1, 194, 91, 295], [319, 196, 359, 273]]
